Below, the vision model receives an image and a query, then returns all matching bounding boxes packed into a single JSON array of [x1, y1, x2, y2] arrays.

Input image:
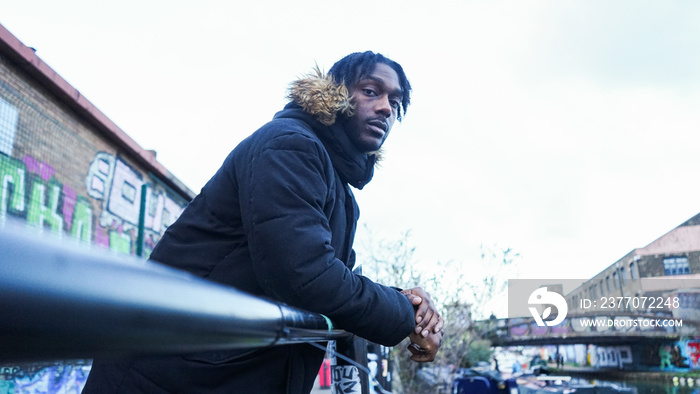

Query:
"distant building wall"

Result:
[[567, 216, 700, 314]]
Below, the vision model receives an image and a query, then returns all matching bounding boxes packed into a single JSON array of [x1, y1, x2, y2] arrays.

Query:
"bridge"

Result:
[[481, 313, 699, 347]]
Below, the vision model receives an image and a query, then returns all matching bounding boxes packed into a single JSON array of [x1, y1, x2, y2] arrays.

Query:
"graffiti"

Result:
[[594, 346, 633, 369], [332, 365, 361, 394], [0, 154, 92, 241], [687, 341, 700, 368], [550, 319, 571, 334], [0, 154, 25, 223], [86, 152, 185, 255], [27, 181, 64, 234], [509, 319, 529, 336], [659, 345, 674, 369], [0, 151, 186, 255], [0, 361, 90, 394], [645, 342, 689, 369], [1, 154, 78, 237], [640, 342, 693, 370]]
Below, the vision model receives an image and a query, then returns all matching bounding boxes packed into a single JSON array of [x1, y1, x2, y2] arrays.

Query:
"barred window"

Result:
[[0, 98, 19, 156], [663, 256, 690, 276]]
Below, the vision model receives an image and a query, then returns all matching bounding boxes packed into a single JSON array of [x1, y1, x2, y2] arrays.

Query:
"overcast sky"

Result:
[[3, 1, 700, 313]]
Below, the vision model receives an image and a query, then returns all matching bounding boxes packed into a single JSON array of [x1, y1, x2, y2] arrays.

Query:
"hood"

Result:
[[287, 67, 355, 126], [274, 68, 380, 189]]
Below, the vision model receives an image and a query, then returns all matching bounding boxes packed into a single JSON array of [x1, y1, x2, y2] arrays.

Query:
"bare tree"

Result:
[[359, 228, 519, 393]]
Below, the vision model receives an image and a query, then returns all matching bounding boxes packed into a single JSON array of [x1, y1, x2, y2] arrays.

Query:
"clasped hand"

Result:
[[401, 287, 445, 362]]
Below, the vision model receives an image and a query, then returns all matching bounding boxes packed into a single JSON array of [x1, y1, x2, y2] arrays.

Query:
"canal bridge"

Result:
[[481, 312, 699, 347]]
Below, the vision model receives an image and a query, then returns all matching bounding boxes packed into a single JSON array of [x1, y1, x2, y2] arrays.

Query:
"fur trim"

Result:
[[369, 150, 383, 163], [287, 67, 354, 126]]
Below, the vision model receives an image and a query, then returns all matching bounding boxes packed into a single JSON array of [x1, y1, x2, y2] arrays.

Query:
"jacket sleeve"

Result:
[[238, 131, 415, 346]]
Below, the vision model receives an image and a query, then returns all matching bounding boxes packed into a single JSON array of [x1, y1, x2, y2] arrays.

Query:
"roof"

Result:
[[636, 224, 700, 256]]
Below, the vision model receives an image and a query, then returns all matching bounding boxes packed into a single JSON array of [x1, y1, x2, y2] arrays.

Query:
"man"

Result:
[[83, 51, 443, 393]]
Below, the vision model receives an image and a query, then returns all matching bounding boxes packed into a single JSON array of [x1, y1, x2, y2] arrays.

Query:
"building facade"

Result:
[[0, 24, 194, 255], [567, 212, 700, 315], [0, 23, 194, 393]]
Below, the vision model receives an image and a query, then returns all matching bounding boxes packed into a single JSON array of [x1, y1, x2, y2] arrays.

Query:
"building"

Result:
[[0, 22, 194, 393], [567, 212, 700, 315], [0, 23, 194, 255]]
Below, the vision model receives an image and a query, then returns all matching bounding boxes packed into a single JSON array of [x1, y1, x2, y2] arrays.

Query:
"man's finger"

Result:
[[431, 316, 445, 333], [418, 310, 440, 336]]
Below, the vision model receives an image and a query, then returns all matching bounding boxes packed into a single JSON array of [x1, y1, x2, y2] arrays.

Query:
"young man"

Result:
[[83, 51, 443, 394]]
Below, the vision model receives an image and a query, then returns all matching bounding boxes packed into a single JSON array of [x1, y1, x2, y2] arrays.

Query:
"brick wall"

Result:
[[0, 54, 190, 256]]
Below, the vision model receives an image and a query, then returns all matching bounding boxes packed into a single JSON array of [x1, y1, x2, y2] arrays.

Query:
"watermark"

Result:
[[508, 279, 583, 325], [578, 317, 682, 328], [528, 287, 568, 326], [507, 279, 698, 333]]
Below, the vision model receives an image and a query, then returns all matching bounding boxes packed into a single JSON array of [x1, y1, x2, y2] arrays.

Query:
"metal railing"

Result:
[[0, 223, 353, 363]]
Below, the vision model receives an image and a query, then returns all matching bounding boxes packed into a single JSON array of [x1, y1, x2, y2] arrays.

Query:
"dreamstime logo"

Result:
[[528, 287, 568, 327]]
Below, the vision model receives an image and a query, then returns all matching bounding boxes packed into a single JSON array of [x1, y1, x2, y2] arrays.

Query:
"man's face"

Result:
[[344, 63, 402, 153]]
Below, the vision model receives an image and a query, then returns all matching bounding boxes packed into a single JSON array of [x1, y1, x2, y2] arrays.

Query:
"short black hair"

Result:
[[328, 51, 412, 121]]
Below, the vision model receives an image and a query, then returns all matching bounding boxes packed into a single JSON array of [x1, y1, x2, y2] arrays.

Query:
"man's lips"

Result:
[[368, 119, 387, 134]]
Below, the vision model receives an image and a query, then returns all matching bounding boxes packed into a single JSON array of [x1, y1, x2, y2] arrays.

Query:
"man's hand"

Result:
[[407, 329, 443, 362], [401, 287, 444, 337]]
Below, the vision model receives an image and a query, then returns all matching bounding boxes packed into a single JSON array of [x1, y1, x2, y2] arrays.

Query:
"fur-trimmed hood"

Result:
[[286, 68, 383, 163], [287, 67, 354, 126]]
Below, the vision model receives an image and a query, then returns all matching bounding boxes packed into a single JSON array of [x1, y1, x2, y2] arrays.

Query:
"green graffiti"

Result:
[[71, 197, 92, 242], [109, 230, 132, 254], [27, 181, 63, 234], [0, 154, 26, 221], [659, 345, 672, 369]]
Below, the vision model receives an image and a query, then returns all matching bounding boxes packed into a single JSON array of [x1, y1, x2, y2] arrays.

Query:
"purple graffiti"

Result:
[[530, 323, 548, 336], [94, 226, 110, 248], [510, 324, 529, 336], [23, 155, 55, 181], [551, 319, 570, 334]]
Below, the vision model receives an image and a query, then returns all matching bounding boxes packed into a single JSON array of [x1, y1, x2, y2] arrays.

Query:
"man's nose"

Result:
[[375, 95, 392, 117]]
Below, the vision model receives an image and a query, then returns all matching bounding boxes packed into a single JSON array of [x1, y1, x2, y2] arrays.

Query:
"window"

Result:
[[664, 257, 690, 276], [606, 276, 611, 293], [630, 261, 638, 280], [613, 272, 619, 289], [620, 267, 628, 285], [600, 280, 605, 295], [0, 98, 19, 156]]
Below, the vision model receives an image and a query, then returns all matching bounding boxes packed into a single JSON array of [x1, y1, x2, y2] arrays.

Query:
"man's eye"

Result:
[[362, 89, 377, 96], [390, 100, 400, 109]]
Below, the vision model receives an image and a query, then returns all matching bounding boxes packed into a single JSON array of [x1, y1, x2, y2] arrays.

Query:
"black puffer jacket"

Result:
[[83, 71, 415, 394]]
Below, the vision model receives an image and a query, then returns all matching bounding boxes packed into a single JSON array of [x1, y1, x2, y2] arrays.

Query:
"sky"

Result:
[[3, 1, 700, 314]]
